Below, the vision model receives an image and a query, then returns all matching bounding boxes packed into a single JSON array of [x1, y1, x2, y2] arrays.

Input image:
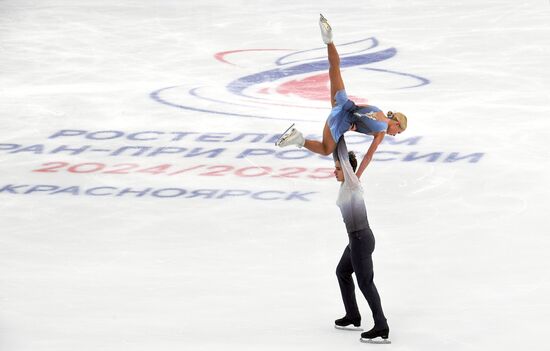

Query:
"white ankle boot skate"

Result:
[[319, 14, 333, 44], [275, 124, 305, 148]]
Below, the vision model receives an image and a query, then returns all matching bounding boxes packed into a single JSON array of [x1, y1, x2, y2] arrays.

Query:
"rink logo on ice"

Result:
[[150, 38, 430, 121], [0, 129, 485, 164], [0, 184, 317, 202]]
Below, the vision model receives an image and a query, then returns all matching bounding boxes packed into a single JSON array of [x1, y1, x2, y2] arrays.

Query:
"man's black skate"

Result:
[[360, 327, 391, 344], [334, 316, 363, 331]]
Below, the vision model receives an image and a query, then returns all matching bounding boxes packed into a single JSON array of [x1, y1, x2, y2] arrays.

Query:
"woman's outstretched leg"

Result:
[[327, 43, 345, 107], [302, 18, 342, 155], [320, 13, 345, 106]]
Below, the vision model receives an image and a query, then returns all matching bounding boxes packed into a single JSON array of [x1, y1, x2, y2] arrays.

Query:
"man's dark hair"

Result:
[[348, 151, 357, 172]]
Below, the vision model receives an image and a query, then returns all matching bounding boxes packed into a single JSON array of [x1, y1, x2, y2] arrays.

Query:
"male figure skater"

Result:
[[332, 136, 390, 344]]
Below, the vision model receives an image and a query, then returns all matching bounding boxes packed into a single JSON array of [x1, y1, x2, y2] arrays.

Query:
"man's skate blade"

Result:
[[335, 325, 363, 331], [275, 123, 295, 146], [360, 337, 391, 344]]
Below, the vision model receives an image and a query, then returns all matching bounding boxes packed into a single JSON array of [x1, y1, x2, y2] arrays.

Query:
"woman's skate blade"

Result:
[[274, 123, 295, 146]]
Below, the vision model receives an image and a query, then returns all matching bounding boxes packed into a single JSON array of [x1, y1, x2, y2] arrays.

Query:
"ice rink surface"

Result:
[[1, 1, 550, 350]]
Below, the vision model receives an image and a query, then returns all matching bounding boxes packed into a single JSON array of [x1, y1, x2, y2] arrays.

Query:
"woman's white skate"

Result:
[[319, 13, 333, 44], [275, 123, 305, 148]]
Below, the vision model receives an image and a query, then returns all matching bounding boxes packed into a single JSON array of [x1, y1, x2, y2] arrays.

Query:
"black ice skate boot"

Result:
[[334, 316, 363, 331], [360, 327, 391, 344]]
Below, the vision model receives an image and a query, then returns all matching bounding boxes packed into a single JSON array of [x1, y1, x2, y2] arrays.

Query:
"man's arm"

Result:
[[356, 132, 385, 178]]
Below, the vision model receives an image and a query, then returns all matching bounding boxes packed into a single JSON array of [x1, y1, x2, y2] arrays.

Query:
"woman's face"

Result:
[[387, 122, 403, 136], [334, 160, 345, 182]]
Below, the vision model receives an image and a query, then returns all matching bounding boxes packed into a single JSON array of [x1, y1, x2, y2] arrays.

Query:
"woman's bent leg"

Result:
[[303, 121, 336, 156]]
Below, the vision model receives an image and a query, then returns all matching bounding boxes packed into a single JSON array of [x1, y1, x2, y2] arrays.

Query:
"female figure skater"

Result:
[[332, 136, 390, 344], [276, 14, 407, 178]]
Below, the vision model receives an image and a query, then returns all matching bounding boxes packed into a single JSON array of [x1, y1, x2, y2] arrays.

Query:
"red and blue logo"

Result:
[[150, 37, 429, 122]]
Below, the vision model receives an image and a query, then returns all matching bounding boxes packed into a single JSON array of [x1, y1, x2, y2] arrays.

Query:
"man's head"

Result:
[[334, 151, 357, 182], [387, 111, 407, 136]]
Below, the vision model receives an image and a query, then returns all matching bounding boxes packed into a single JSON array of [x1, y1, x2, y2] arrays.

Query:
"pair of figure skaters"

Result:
[[277, 15, 408, 344]]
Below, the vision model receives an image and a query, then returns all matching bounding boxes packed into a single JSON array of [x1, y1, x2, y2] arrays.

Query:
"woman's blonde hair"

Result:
[[388, 111, 407, 131]]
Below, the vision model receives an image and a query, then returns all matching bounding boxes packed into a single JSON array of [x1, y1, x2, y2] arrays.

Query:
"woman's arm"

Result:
[[356, 132, 385, 178]]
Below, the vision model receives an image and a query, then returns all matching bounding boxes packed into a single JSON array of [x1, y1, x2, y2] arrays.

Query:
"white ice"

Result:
[[1, 1, 549, 350]]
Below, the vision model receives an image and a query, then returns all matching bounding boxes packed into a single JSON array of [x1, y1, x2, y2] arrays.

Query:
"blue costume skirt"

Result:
[[327, 90, 387, 142]]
